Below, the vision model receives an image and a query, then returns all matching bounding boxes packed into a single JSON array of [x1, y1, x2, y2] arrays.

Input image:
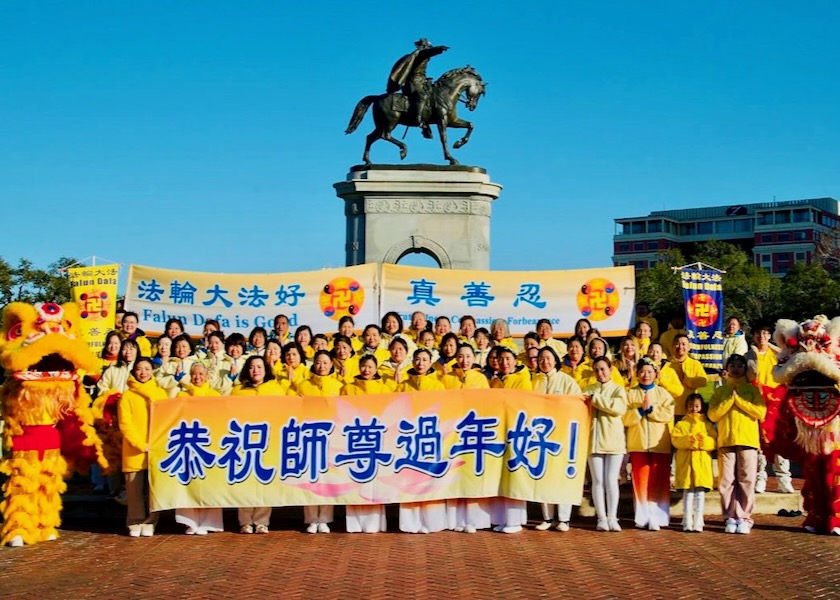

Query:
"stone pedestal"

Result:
[[333, 165, 502, 269]]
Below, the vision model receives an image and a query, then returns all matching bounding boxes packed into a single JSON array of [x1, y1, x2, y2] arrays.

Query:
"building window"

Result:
[[793, 231, 807, 241], [680, 223, 697, 235], [648, 240, 660, 250], [734, 219, 752, 232], [795, 251, 807, 261], [777, 232, 791, 242], [630, 260, 648, 269], [697, 221, 713, 235], [793, 208, 811, 223], [648, 220, 662, 233], [776, 211, 791, 224], [631, 221, 646, 234], [760, 254, 771, 264], [716, 220, 734, 234], [633, 241, 645, 251], [758, 212, 774, 225], [618, 242, 630, 252], [760, 233, 773, 243]]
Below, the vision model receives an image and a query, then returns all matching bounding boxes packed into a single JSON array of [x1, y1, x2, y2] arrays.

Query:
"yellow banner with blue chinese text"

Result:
[[67, 264, 119, 355], [148, 389, 590, 511], [126, 263, 378, 337], [381, 263, 635, 336]]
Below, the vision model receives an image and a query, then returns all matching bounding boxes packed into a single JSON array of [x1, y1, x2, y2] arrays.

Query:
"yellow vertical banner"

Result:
[[67, 264, 119, 355]]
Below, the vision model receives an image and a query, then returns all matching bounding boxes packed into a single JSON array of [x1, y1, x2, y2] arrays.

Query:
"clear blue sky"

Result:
[[2, 2, 838, 282]]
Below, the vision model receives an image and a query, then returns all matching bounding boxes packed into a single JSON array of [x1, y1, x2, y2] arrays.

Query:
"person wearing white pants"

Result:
[[583, 357, 628, 531]]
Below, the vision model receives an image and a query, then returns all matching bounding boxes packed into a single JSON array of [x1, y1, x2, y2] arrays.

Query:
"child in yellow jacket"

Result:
[[671, 393, 716, 532]]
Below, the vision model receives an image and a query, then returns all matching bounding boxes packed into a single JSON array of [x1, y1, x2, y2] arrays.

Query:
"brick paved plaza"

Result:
[[1, 495, 838, 599]]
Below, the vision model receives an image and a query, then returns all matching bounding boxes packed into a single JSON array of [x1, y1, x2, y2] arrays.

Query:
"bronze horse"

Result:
[[345, 66, 487, 166]]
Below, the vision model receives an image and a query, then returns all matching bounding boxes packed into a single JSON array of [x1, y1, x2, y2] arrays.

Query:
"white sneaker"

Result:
[[596, 520, 609, 532], [464, 525, 477, 534], [9, 535, 24, 547], [693, 515, 705, 532], [128, 525, 141, 538], [306, 523, 318, 534], [736, 521, 751, 535], [778, 480, 796, 494], [831, 527, 840, 536], [535, 521, 552, 531], [453, 526, 465, 533], [194, 528, 208, 536], [240, 524, 254, 534], [317, 523, 330, 534], [557, 521, 570, 532], [418, 526, 430, 534], [502, 525, 522, 534], [724, 518, 738, 534], [608, 519, 622, 532], [755, 479, 767, 494], [140, 524, 154, 537], [648, 523, 660, 532]]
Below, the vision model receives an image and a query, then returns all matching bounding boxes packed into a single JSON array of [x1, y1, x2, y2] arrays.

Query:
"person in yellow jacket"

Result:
[[359, 324, 391, 365], [287, 350, 343, 533], [275, 342, 310, 390], [668, 334, 708, 418], [708, 354, 766, 535], [647, 342, 685, 401], [490, 318, 519, 352], [452, 344, 490, 390], [396, 348, 449, 534], [532, 347, 583, 532], [623, 357, 675, 531], [155, 334, 199, 398], [560, 337, 588, 383], [120, 312, 152, 357], [634, 302, 659, 342], [432, 332, 460, 389], [671, 393, 716, 532], [231, 356, 286, 534], [117, 357, 168, 537], [339, 354, 389, 534], [378, 337, 413, 391], [633, 321, 653, 357], [175, 363, 223, 536], [579, 337, 624, 389], [582, 356, 627, 532], [331, 335, 361, 385], [489, 347, 531, 533], [659, 314, 686, 358]]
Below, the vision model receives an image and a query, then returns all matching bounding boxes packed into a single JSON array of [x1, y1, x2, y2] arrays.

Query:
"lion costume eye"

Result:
[[6, 322, 22, 342], [36, 302, 64, 320]]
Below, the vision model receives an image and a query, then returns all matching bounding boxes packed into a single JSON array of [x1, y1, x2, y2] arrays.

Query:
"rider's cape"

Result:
[[387, 49, 422, 94]]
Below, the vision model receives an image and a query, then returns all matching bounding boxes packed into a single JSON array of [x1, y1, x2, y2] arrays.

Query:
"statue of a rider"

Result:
[[387, 38, 449, 139]]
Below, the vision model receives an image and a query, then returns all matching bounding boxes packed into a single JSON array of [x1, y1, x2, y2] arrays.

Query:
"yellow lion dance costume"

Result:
[[0, 302, 107, 546]]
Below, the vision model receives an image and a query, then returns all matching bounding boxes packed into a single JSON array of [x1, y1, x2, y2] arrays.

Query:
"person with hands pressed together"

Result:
[[708, 354, 766, 534], [671, 393, 716, 532], [623, 357, 675, 531]]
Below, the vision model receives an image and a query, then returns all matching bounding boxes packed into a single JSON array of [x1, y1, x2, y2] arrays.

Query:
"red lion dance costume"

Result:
[[763, 315, 840, 535], [0, 302, 107, 546]]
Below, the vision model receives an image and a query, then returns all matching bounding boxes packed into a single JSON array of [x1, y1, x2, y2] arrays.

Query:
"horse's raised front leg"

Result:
[[381, 132, 408, 160], [437, 119, 458, 165], [448, 116, 473, 149]]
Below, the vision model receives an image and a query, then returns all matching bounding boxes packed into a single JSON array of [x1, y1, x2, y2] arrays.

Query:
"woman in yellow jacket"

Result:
[[117, 357, 169, 537], [671, 393, 716, 533], [647, 342, 685, 401], [532, 346, 584, 532], [289, 350, 343, 532], [232, 356, 287, 534], [275, 342, 310, 390], [623, 357, 675, 531], [396, 348, 449, 534], [453, 344, 490, 390], [708, 354, 766, 535], [582, 356, 628, 532], [340, 354, 389, 533], [579, 337, 625, 389], [174, 363, 223, 535], [489, 347, 532, 533], [331, 335, 361, 385], [378, 337, 413, 391], [432, 333, 461, 390]]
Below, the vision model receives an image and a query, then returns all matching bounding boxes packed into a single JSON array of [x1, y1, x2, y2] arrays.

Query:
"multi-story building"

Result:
[[613, 197, 839, 275]]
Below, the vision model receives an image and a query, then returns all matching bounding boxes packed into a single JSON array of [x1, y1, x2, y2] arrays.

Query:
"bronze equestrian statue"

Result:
[[345, 39, 487, 166]]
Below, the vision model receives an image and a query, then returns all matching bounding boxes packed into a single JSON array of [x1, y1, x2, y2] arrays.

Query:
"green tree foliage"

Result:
[[634, 249, 685, 321], [0, 256, 79, 306], [778, 263, 840, 321]]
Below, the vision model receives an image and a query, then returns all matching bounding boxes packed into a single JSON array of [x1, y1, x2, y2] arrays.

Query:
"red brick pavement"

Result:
[[0, 506, 838, 599]]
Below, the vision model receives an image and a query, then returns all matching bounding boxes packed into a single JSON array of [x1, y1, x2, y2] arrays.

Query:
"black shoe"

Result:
[[421, 125, 433, 139]]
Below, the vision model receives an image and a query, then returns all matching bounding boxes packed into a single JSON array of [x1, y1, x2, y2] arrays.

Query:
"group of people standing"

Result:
[[90, 306, 781, 537]]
